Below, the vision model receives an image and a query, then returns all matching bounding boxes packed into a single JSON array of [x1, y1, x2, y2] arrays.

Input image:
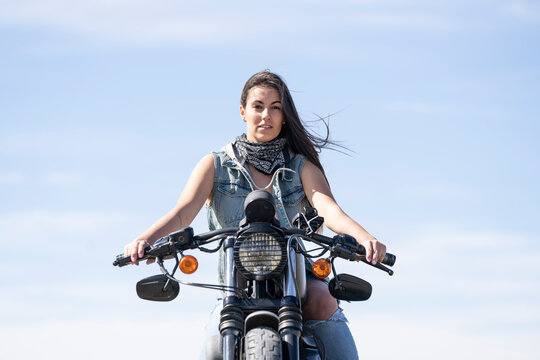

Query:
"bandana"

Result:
[[233, 134, 287, 175]]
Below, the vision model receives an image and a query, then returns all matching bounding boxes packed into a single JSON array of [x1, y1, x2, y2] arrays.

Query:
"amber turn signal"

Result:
[[179, 255, 198, 274], [312, 259, 331, 279]]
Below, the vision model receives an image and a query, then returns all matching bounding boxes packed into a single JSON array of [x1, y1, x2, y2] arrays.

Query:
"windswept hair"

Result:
[[241, 70, 342, 176]]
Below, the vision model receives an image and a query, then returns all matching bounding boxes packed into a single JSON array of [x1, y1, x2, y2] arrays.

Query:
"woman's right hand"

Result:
[[124, 238, 152, 265]]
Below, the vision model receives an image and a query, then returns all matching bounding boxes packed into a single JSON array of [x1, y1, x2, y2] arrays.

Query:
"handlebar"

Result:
[[114, 226, 396, 272], [112, 235, 169, 267], [283, 230, 395, 266], [113, 227, 237, 267], [329, 233, 396, 266]]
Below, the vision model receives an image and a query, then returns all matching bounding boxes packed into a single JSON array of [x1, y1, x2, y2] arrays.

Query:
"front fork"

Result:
[[220, 237, 242, 360], [280, 244, 303, 359], [219, 237, 303, 360]]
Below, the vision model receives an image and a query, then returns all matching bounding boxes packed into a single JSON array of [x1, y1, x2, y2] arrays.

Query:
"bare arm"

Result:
[[301, 160, 386, 264], [124, 154, 215, 263]]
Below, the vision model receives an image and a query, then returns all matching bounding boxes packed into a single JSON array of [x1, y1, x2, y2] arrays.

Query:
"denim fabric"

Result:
[[303, 308, 359, 360], [207, 144, 310, 231], [202, 143, 357, 359], [207, 143, 311, 286]]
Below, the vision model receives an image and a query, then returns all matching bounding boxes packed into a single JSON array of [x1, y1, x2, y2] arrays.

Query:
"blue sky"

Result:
[[1, 1, 539, 359]]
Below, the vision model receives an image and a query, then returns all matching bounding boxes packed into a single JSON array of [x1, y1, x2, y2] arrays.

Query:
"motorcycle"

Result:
[[113, 190, 396, 359]]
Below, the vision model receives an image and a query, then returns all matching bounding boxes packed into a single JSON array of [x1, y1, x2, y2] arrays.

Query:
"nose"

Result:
[[261, 107, 271, 120]]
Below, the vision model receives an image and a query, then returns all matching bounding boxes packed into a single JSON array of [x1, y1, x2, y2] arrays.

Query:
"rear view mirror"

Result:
[[329, 273, 372, 301], [136, 274, 179, 301]]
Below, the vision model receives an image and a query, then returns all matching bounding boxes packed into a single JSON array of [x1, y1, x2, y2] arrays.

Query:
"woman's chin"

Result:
[[250, 133, 279, 143]]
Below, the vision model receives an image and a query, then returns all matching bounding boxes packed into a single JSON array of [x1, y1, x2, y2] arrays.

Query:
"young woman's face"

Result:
[[240, 86, 284, 143]]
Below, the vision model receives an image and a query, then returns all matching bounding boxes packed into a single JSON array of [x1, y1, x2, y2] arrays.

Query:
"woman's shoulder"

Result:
[[194, 153, 215, 172], [213, 141, 238, 157], [210, 143, 244, 173], [287, 149, 308, 170]]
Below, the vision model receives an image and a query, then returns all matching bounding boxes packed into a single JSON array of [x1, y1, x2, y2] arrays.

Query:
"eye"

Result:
[[272, 105, 282, 111]]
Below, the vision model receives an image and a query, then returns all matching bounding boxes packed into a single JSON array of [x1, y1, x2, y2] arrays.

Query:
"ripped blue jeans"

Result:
[[303, 307, 359, 360], [200, 303, 358, 360]]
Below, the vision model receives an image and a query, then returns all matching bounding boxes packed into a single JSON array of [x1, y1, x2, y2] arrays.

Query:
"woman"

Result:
[[124, 70, 386, 359]]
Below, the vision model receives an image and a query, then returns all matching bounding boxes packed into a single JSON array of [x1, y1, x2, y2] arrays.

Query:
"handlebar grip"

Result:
[[381, 253, 396, 267], [356, 245, 396, 267], [113, 254, 132, 267], [113, 247, 151, 267], [113, 233, 183, 267], [335, 234, 396, 267]]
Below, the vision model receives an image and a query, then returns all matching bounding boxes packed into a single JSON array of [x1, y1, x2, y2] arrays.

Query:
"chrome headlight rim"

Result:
[[233, 224, 286, 281]]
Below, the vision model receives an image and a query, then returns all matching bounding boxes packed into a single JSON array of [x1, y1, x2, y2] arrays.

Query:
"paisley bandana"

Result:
[[233, 134, 287, 175]]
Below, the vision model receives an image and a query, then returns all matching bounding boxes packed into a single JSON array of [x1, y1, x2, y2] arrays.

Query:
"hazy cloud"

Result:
[[0, 171, 25, 185], [0, 210, 131, 238], [0, 0, 462, 47], [0, 0, 282, 45], [43, 171, 83, 186], [386, 100, 447, 114], [0, 317, 209, 359], [499, 1, 540, 22], [1, 219, 537, 359], [350, 312, 539, 359]]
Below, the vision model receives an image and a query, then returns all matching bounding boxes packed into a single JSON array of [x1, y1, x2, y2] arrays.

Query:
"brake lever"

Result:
[[114, 235, 177, 267], [355, 255, 394, 276]]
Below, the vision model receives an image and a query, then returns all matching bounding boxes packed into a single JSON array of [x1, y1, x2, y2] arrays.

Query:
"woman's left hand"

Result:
[[359, 236, 387, 265]]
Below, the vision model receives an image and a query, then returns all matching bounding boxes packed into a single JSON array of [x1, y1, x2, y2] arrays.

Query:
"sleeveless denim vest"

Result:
[[207, 143, 311, 285]]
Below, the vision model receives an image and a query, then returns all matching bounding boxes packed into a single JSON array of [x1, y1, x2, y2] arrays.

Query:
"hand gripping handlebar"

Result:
[[113, 227, 239, 267], [113, 227, 196, 267], [332, 234, 396, 266]]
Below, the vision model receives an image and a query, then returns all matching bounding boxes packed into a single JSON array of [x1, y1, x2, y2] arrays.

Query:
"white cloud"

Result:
[[406, 223, 529, 248], [0, 171, 25, 185], [336, 223, 539, 316], [0, 318, 208, 360], [43, 171, 83, 186], [499, 1, 540, 22], [342, 10, 456, 31], [386, 100, 447, 114], [342, 222, 540, 357], [1, 297, 537, 360], [348, 312, 539, 359], [0, 130, 90, 157], [0, 0, 461, 46], [0, 221, 538, 359], [0, 210, 132, 239], [1, 168, 85, 188], [0, 0, 271, 46], [0, 277, 219, 322]]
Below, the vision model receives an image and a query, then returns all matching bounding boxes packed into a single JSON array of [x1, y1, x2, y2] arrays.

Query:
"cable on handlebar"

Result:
[[196, 236, 227, 253], [156, 257, 248, 298], [284, 232, 333, 259], [302, 245, 330, 259]]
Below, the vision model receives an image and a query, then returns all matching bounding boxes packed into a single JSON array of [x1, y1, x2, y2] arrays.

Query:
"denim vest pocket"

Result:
[[281, 185, 305, 206], [214, 180, 251, 226], [281, 185, 311, 223], [217, 180, 251, 197]]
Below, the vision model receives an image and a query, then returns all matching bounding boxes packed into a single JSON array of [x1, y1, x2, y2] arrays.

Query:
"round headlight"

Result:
[[234, 227, 286, 281]]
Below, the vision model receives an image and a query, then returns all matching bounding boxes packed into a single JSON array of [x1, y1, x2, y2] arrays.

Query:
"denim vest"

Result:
[[207, 143, 311, 285]]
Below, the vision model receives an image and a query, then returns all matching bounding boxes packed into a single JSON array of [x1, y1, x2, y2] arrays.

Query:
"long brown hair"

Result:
[[240, 70, 337, 175]]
